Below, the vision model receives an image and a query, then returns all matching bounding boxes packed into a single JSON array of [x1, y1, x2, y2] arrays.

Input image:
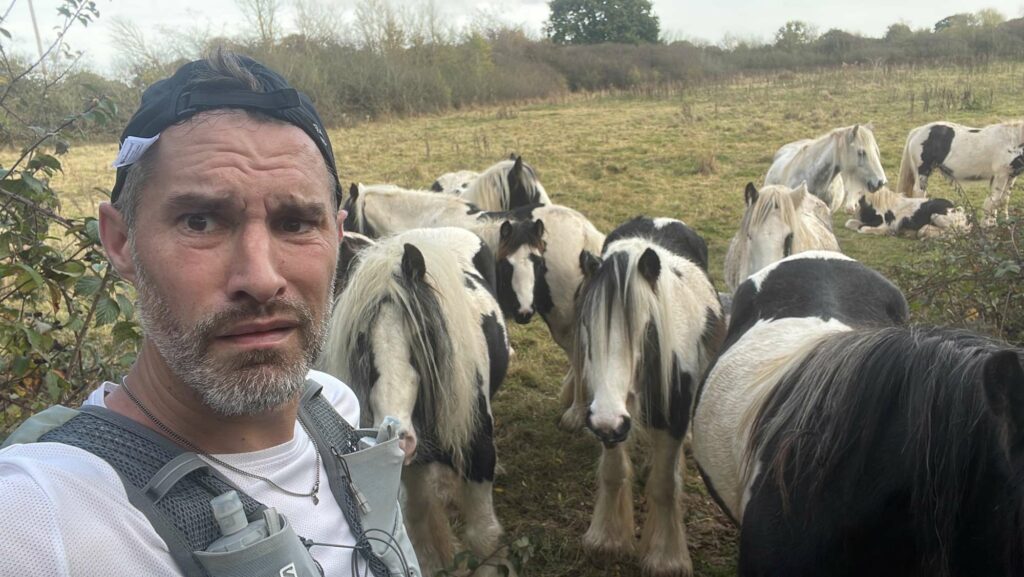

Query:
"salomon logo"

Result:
[[279, 563, 297, 577]]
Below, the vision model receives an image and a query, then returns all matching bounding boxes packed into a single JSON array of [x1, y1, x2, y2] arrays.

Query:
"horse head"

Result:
[[837, 123, 887, 195], [742, 183, 806, 276], [496, 218, 547, 324], [576, 245, 668, 447]]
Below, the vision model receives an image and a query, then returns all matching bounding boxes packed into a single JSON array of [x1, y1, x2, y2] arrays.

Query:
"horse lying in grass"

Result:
[[696, 252, 1024, 575], [898, 120, 1024, 226], [844, 187, 970, 239], [765, 124, 887, 212], [320, 227, 511, 577], [430, 155, 550, 211], [575, 216, 725, 577], [724, 182, 839, 292]]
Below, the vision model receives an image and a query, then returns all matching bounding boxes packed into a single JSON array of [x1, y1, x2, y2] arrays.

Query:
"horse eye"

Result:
[[783, 233, 794, 257]]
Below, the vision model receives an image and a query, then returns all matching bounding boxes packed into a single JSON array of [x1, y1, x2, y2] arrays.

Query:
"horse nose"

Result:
[[870, 179, 885, 193], [586, 411, 632, 447], [514, 307, 534, 324]]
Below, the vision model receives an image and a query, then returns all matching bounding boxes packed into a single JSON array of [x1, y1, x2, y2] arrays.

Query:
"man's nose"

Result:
[[227, 223, 286, 303]]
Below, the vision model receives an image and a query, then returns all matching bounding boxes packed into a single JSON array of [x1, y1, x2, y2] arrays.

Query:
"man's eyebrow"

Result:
[[163, 193, 238, 213], [274, 200, 329, 220]]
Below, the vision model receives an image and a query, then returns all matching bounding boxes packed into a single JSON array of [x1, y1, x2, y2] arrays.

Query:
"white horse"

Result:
[[459, 156, 551, 211], [844, 187, 970, 239], [898, 120, 1024, 226], [320, 227, 511, 576], [724, 182, 840, 292], [765, 124, 887, 212], [575, 216, 725, 577], [343, 183, 482, 238]]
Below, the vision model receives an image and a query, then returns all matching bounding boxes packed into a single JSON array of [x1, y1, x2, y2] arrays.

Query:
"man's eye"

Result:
[[185, 214, 211, 231], [281, 218, 312, 233]]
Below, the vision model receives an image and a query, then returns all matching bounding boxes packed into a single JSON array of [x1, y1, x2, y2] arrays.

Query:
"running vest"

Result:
[[2, 381, 421, 577]]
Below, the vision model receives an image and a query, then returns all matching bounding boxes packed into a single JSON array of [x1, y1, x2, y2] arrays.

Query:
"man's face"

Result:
[[129, 112, 340, 416]]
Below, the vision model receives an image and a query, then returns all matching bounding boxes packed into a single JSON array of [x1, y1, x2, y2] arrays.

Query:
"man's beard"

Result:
[[131, 251, 333, 417]]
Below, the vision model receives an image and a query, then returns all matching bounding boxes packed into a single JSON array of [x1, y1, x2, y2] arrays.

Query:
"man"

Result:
[[0, 51, 414, 576]]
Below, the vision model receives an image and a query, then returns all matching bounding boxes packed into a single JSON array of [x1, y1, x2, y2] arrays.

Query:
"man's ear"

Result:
[[98, 202, 136, 284]]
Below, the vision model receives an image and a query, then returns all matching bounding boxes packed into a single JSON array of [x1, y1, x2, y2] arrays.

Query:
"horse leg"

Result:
[[856, 224, 893, 236], [914, 173, 929, 197], [983, 174, 1013, 227], [402, 463, 455, 576], [558, 366, 587, 432], [916, 224, 943, 240], [639, 429, 692, 577], [583, 442, 636, 558], [458, 413, 509, 577]]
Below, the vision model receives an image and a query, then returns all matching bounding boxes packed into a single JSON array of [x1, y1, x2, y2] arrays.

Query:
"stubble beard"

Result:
[[131, 249, 333, 417]]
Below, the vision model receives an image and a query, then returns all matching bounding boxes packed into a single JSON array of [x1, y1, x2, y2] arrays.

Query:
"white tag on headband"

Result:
[[112, 134, 160, 168]]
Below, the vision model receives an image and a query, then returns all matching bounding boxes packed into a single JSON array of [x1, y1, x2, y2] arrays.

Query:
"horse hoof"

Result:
[[582, 528, 635, 560], [641, 557, 694, 577]]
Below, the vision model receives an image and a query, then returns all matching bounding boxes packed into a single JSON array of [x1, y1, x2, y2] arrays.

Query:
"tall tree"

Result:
[[546, 0, 660, 45], [774, 20, 816, 50]]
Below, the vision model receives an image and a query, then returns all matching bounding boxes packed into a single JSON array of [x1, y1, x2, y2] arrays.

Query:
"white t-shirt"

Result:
[[0, 370, 361, 576]]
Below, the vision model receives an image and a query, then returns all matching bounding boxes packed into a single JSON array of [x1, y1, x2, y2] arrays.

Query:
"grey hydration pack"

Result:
[[2, 381, 420, 577]]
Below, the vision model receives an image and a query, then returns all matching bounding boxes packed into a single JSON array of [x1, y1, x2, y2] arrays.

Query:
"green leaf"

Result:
[[112, 321, 139, 346], [94, 295, 120, 326], [115, 293, 134, 319], [75, 275, 102, 296], [44, 372, 64, 401], [20, 326, 43, 353], [51, 260, 86, 278], [15, 263, 45, 291], [11, 356, 29, 377], [0, 28, 10, 39], [84, 218, 100, 243], [20, 173, 45, 195]]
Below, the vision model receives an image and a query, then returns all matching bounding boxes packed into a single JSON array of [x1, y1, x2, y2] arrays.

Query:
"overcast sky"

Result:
[[4, 0, 1022, 76]]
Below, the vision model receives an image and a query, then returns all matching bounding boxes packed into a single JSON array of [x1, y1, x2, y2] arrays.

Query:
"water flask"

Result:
[[206, 490, 280, 553]]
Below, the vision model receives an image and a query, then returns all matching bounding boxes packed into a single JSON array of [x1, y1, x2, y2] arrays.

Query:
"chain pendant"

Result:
[[312, 492, 319, 506]]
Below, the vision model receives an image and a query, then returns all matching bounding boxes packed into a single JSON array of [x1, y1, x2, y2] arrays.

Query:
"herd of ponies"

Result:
[[315, 119, 1024, 577]]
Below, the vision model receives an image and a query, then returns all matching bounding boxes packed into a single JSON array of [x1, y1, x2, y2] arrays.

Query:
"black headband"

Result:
[[110, 55, 341, 206]]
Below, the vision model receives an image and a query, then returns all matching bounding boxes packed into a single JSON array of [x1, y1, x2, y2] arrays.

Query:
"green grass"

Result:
[[49, 61, 1024, 576]]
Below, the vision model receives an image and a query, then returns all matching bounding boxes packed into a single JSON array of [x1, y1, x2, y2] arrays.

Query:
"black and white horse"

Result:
[[765, 124, 887, 212], [575, 217, 725, 577], [694, 253, 1024, 575], [334, 231, 375, 297], [844, 187, 970, 239], [898, 120, 1024, 226], [432, 156, 551, 211], [320, 227, 510, 576]]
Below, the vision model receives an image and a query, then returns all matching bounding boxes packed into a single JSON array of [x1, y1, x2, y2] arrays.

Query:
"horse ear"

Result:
[[983, 350, 1024, 437], [512, 155, 524, 173], [579, 250, 601, 278], [509, 152, 517, 160], [349, 182, 359, 200], [401, 243, 426, 283], [638, 248, 661, 287], [792, 182, 809, 202], [849, 124, 859, 142], [865, 122, 874, 132], [531, 219, 545, 240], [500, 220, 513, 240], [744, 182, 758, 206]]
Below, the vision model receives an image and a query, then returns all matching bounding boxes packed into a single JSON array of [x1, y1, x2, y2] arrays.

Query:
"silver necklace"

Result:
[[120, 377, 322, 505]]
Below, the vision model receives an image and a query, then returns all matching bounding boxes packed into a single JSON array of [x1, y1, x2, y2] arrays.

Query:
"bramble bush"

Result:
[[0, 1, 138, 437], [890, 206, 1023, 346]]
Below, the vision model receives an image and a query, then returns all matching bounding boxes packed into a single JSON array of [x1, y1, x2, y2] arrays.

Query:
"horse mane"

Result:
[[861, 186, 902, 213], [321, 232, 483, 471], [744, 185, 816, 253], [746, 326, 1022, 575], [463, 159, 548, 211]]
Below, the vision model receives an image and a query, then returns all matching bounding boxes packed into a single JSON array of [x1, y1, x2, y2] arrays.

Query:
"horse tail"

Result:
[[897, 133, 916, 197]]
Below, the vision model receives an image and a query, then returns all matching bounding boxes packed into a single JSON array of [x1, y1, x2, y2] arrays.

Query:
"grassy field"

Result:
[[51, 62, 1024, 576]]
